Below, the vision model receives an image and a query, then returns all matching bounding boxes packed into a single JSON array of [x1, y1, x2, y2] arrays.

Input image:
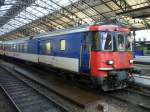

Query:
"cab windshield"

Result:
[[117, 34, 125, 51], [101, 32, 113, 51], [92, 31, 132, 51]]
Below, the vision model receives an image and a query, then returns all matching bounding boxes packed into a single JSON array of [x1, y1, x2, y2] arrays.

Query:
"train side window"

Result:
[[22, 44, 24, 52], [46, 42, 51, 53], [19, 44, 22, 52], [11, 44, 13, 51], [13, 44, 16, 51], [60, 40, 66, 51], [17, 44, 19, 52], [24, 43, 28, 52], [18, 44, 21, 51]]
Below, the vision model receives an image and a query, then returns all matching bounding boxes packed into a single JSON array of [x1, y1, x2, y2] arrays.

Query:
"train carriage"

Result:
[[0, 42, 4, 55], [0, 24, 134, 91]]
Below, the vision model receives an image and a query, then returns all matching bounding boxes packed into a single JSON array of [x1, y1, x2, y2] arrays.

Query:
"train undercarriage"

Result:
[[92, 69, 134, 91]]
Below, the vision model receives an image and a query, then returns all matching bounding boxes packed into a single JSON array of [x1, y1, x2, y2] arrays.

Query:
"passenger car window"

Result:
[[24, 43, 28, 52], [46, 42, 51, 53], [17, 44, 19, 52], [60, 40, 66, 51], [13, 44, 16, 51], [19, 43, 24, 52]]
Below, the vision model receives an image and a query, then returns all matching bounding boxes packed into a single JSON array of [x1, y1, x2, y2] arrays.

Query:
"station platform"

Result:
[[134, 64, 150, 76], [134, 56, 150, 77], [134, 75, 150, 88], [134, 56, 150, 64], [133, 57, 150, 87]]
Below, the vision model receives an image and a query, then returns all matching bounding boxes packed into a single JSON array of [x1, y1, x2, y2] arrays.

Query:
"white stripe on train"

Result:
[[5, 51, 79, 72]]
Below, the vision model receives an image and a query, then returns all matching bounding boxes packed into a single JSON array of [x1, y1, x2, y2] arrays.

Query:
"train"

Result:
[[0, 24, 134, 91]]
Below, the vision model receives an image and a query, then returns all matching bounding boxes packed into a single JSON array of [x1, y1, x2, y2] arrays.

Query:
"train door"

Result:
[[80, 33, 91, 73], [38, 39, 54, 64], [37, 39, 41, 55]]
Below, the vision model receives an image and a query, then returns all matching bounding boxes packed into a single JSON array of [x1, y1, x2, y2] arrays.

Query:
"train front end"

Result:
[[90, 25, 134, 91]]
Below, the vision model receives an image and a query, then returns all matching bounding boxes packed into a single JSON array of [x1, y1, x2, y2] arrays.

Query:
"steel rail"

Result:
[[0, 66, 67, 112], [0, 84, 22, 112]]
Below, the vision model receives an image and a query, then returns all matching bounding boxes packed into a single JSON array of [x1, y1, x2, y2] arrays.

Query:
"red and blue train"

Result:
[[0, 24, 134, 91]]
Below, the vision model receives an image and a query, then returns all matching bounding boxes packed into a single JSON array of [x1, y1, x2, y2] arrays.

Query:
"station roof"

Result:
[[0, 0, 150, 40]]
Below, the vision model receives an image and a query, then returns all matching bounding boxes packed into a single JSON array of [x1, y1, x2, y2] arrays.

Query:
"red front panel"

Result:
[[91, 51, 133, 77], [89, 25, 130, 33]]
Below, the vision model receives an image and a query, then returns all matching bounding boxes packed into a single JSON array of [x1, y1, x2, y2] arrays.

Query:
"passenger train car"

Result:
[[0, 42, 4, 55], [0, 24, 134, 91]]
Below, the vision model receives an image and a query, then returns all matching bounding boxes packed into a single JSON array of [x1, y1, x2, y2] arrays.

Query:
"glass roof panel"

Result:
[[5, 0, 16, 4], [0, 0, 17, 16], [20, 11, 38, 20], [0, 0, 149, 39], [0, 5, 12, 16], [0, 0, 78, 36], [0, 10, 7, 16], [57, 0, 78, 7], [15, 16, 31, 24]]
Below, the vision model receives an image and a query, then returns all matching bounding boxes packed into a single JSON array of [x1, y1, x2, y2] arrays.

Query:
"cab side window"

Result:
[[60, 40, 66, 51]]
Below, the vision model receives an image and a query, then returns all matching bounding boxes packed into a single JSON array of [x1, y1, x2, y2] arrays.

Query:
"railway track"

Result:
[[104, 88, 150, 111], [1, 59, 150, 112], [126, 86, 150, 97], [18, 65, 150, 111], [0, 85, 18, 112], [0, 60, 108, 112], [0, 67, 67, 112]]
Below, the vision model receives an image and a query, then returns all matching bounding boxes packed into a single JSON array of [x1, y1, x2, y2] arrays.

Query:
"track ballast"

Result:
[[0, 67, 67, 112]]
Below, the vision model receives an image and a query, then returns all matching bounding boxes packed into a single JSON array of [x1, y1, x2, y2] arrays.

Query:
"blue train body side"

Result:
[[4, 31, 91, 74]]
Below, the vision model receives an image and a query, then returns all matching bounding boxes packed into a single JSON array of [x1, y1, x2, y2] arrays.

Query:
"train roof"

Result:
[[33, 24, 130, 39], [4, 24, 130, 44], [3, 37, 30, 44]]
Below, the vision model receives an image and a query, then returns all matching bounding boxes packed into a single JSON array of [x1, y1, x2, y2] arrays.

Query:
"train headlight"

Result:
[[129, 59, 133, 64], [107, 60, 114, 65]]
